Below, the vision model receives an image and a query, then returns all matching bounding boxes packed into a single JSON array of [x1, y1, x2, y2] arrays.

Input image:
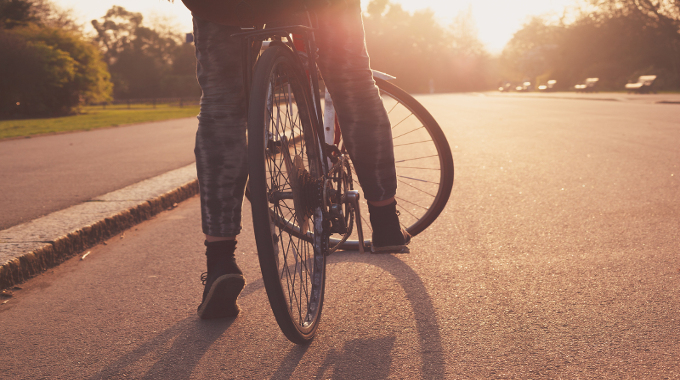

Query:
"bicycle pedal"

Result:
[[329, 223, 347, 234], [328, 204, 347, 234]]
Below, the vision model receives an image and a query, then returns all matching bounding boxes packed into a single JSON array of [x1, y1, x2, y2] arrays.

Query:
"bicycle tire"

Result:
[[335, 78, 454, 250], [248, 45, 327, 344]]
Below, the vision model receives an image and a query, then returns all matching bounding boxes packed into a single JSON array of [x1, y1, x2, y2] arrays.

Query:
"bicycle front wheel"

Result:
[[336, 78, 454, 250], [248, 45, 327, 344]]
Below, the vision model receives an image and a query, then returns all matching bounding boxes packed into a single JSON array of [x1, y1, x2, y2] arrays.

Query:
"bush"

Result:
[[0, 25, 112, 118]]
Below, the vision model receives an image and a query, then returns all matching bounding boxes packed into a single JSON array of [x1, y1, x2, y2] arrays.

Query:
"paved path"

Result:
[[1, 93, 679, 378], [0, 118, 198, 230]]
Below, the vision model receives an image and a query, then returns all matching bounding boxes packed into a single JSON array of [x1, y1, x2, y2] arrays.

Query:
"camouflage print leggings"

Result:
[[193, 3, 396, 237]]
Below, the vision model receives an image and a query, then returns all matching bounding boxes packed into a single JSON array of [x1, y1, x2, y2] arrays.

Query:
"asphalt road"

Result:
[[0, 118, 198, 230], [1, 94, 679, 378]]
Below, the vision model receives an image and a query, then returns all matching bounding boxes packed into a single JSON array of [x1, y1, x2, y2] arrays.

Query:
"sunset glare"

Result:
[[53, 0, 578, 54]]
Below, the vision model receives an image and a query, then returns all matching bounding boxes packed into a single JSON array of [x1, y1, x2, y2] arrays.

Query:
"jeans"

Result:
[[193, 2, 396, 237]]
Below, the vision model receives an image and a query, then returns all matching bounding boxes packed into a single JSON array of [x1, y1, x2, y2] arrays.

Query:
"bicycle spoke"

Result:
[[392, 125, 425, 140], [394, 198, 422, 220], [292, 238, 309, 321], [394, 194, 430, 211], [395, 154, 439, 163], [390, 112, 414, 130], [386, 100, 400, 115], [281, 239, 295, 301], [397, 174, 440, 185], [397, 177, 437, 198], [393, 139, 434, 148], [395, 166, 441, 171], [286, 238, 301, 321]]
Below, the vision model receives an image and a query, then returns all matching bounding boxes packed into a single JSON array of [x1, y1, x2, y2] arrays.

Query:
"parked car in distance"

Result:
[[516, 81, 532, 92], [625, 75, 657, 93], [538, 80, 557, 91], [574, 78, 599, 92], [498, 82, 513, 92]]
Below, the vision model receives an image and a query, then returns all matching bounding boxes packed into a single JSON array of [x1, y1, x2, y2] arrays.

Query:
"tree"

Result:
[[0, 0, 38, 28], [0, 0, 79, 30], [0, 0, 110, 118], [450, 6, 485, 57], [0, 25, 112, 118], [587, 0, 680, 88], [363, 0, 492, 93], [91, 6, 199, 100], [447, 6, 493, 92], [499, 0, 680, 90], [499, 17, 561, 85]]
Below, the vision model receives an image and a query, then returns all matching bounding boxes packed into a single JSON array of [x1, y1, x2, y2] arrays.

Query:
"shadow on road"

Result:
[[269, 344, 311, 380], [89, 254, 443, 378], [88, 277, 267, 379], [241, 253, 445, 377], [327, 253, 447, 378], [312, 336, 397, 379], [88, 318, 233, 380]]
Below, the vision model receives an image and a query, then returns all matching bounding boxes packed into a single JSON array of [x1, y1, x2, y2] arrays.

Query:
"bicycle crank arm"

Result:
[[343, 190, 366, 254]]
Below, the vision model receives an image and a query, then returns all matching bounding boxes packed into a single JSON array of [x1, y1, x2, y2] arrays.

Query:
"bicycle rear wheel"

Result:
[[248, 45, 327, 344], [336, 77, 454, 250]]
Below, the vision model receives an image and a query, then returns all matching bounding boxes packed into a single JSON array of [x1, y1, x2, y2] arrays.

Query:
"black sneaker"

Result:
[[368, 201, 411, 253], [197, 240, 246, 319]]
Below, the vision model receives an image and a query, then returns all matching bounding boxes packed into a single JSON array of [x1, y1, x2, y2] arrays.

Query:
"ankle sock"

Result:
[[204, 240, 241, 276], [205, 239, 237, 255], [368, 200, 398, 215]]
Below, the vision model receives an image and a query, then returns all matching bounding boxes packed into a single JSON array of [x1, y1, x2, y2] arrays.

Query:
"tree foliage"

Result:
[[0, 0, 79, 31], [0, 0, 111, 118], [0, 0, 36, 29], [500, 0, 680, 90], [363, 0, 492, 93], [92, 6, 200, 100]]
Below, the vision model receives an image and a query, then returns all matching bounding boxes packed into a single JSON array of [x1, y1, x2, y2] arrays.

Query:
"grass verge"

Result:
[[0, 103, 200, 140]]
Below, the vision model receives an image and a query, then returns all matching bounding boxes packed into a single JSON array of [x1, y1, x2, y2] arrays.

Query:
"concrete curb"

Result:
[[0, 164, 198, 290]]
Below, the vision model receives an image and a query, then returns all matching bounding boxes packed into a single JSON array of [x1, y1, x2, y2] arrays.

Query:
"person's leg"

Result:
[[194, 16, 248, 239], [193, 15, 247, 317], [314, 2, 409, 251], [314, 1, 396, 204]]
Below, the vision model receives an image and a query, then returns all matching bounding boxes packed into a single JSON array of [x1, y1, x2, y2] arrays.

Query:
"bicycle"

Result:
[[235, 18, 454, 344]]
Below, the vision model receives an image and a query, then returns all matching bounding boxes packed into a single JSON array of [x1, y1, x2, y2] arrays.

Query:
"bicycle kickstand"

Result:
[[344, 190, 366, 254]]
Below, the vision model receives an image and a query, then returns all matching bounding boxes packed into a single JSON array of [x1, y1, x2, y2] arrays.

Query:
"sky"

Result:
[[52, 0, 580, 54]]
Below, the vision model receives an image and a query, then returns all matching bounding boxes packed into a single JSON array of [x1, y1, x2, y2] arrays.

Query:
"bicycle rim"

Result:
[[248, 46, 326, 344]]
